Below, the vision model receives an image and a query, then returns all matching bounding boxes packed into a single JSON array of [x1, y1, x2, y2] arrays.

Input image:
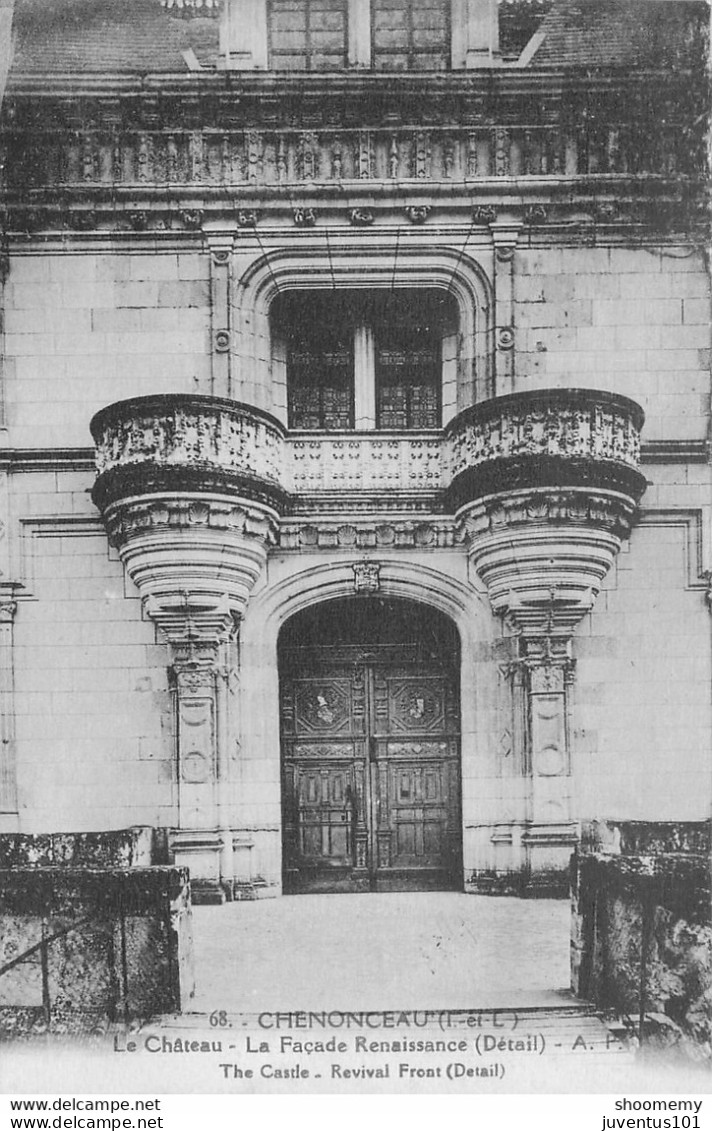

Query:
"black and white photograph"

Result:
[[0, 0, 709, 1116]]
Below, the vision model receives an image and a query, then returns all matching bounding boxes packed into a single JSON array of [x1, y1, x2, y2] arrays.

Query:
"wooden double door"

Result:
[[280, 645, 462, 893]]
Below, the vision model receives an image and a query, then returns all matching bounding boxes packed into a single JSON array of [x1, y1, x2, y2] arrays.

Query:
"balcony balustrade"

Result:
[[2, 121, 697, 198]]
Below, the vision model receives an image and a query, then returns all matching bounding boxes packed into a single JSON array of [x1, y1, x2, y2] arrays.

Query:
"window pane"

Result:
[[274, 294, 356, 431], [374, 292, 445, 430], [372, 0, 450, 70], [269, 0, 348, 70]]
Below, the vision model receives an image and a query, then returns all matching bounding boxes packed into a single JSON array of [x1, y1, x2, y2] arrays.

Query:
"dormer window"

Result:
[[372, 0, 450, 72], [213, 0, 500, 70], [268, 0, 349, 70]]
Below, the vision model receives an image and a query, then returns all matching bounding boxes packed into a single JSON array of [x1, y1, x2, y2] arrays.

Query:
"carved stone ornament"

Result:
[[449, 388, 647, 640], [293, 207, 317, 228], [91, 395, 286, 509], [0, 601, 17, 624], [214, 329, 231, 353], [594, 201, 622, 224], [180, 209, 204, 230], [91, 395, 286, 637], [497, 327, 515, 350], [160, 0, 222, 12], [349, 208, 374, 227], [524, 204, 548, 225], [288, 435, 442, 494], [495, 245, 515, 262], [447, 388, 646, 499], [176, 667, 217, 693], [68, 210, 97, 232], [405, 205, 431, 225], [236, 209, 259, 228], [280, 519, 460, 552], [353, 561, 381, 594], [473, 206, 498, 224]]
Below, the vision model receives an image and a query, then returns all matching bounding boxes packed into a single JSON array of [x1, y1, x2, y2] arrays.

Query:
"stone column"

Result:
[[0, 596, 17, 827]]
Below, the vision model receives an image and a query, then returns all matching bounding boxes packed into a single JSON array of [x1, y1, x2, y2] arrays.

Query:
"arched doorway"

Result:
[[278, 597, 462, 893]]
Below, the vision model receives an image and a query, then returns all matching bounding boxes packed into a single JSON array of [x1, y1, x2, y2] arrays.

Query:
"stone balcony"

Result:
[[90, 394, 287, 641], [446, 388, 646, 508], [90, 388, 647, 638], [446, 389, 648, 637]]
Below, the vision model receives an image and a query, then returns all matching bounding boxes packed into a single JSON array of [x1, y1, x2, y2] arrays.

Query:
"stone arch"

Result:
[[234, 556, 496, 894], [233, 244, 495, 419]]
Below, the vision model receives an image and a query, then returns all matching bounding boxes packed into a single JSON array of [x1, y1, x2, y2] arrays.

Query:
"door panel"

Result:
[[281, 647, 461, 893]]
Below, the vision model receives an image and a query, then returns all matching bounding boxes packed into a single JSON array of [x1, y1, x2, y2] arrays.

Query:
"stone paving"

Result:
[[190, 892, 573, 1012]]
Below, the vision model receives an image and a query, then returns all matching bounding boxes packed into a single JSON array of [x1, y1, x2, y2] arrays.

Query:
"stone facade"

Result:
[[0, 0, 709, 900]]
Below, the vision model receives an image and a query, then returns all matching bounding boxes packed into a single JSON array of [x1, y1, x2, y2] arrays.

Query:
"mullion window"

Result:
[[372, 0, 450, 71], [268, 0, 348, 70]]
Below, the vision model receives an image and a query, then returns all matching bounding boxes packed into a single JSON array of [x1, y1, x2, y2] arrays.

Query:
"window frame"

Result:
[[370, 0, 452, 72], [267, 0, 350, 71]]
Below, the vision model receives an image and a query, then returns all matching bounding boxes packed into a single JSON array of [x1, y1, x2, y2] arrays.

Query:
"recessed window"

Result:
[[268, 0, 349, 70], [371, 0, 451, 71], [271, 289, 457, 432]]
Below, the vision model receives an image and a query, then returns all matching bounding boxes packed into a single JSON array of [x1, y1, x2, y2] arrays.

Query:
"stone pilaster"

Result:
[[0, 596, 18, 827], [207, 237, 235, 398], [510, 633, 577, 892], [452, 0, 500, 68], [146, 596, 237, 902], [489, 221, 521, 397]]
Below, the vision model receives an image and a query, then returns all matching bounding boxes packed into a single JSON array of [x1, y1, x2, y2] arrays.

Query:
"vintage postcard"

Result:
[[0, 0, 709, 1115]]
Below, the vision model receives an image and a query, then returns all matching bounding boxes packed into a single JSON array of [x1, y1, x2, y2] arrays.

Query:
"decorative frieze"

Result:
[[287, 435, 442, 495], [447, 388, 645, 508], [279, 518, 460, 552], [92, 395, 286, 512], [3, 117, 698, 198]]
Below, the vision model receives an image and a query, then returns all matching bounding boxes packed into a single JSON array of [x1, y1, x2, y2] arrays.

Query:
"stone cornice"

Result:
[[1, 191, 703, 240], [3, 67, 697, 104]]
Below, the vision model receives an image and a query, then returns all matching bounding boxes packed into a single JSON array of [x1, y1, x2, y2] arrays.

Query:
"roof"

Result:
[[11, 0, 221, 74], [530, 0, 709, 67], [6, 0, 709, 78]]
